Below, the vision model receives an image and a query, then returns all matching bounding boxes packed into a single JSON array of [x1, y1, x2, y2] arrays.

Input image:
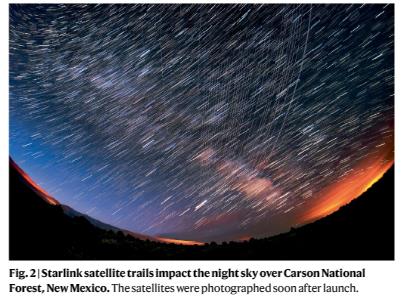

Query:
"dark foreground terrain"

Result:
[[10, 158, 394, 260]]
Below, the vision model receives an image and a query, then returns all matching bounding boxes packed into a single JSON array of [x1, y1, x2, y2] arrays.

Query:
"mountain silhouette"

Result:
[[9, 158, 394, 260]]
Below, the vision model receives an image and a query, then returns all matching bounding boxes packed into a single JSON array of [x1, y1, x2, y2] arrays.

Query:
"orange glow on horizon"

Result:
[[300, 159, 393, 224], [11, 160, 60, 206], [155, 237, 205, 246]]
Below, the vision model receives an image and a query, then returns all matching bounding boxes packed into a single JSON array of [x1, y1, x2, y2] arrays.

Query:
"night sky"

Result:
[[10, 4, 394, 242]]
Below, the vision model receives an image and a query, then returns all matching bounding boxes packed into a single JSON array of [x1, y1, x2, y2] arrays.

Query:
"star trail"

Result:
[[9, 4, 394, 242]]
